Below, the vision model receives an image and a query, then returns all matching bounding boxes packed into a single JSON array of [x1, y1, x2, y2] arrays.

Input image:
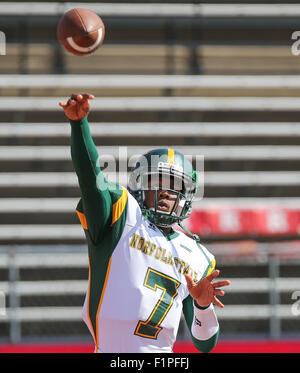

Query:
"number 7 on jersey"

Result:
[[134, 267, 181, 339]]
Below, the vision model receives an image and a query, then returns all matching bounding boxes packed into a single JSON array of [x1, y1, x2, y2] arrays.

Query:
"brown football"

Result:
[[57, 8, 105, 56]]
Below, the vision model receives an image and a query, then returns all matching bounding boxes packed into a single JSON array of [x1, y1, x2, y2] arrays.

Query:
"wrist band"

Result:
[[191, 303, 219, 341]]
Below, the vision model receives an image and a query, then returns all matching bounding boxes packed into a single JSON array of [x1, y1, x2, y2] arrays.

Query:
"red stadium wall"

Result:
[[188, 208, 300, 237]]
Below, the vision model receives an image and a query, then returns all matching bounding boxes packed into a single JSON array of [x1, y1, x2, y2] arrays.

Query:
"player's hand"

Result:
[[185, 270, 230, 308], [59, 93, 94, 121]]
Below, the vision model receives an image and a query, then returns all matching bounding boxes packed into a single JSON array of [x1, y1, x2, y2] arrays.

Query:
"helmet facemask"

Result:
[[129, 163, 197, 228]]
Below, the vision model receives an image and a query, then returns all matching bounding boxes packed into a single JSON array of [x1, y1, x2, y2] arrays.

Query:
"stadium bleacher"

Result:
[[0, 1, 299, 347]]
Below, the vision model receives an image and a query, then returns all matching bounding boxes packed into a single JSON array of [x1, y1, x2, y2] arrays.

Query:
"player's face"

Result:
[[144, 174, 182, 213]]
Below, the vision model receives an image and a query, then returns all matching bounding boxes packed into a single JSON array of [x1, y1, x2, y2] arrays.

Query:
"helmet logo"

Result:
[[158, 161, 183, 173]]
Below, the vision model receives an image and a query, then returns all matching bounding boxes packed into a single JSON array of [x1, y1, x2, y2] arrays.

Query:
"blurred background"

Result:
[[0, 0, 300, 353]]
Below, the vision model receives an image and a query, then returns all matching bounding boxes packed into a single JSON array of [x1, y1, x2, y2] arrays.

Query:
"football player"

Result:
[[59, 93, 230, 353]]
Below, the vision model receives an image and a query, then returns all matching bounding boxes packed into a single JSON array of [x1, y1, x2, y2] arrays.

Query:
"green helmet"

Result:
[[128, 148, 198, 228]]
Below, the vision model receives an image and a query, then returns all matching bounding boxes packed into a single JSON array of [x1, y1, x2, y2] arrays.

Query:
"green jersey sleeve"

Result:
[[182, 295, 219, 353], [70, 116, 127, 246]]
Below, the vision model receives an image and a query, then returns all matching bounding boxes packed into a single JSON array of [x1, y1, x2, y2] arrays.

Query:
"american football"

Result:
[[57, 8, 105, 56]]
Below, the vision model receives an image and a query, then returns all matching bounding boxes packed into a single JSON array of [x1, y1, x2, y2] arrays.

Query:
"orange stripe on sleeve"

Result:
[[76, 210, 88, 230], [111, 188, 128, 227]]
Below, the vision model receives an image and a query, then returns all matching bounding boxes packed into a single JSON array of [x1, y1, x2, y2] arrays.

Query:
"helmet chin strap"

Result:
[[142, 195, 200, 241], [150, 209, 201, 242], [178, 221, 201, 242]]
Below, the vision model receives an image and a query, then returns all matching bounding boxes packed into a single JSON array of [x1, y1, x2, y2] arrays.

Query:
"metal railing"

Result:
[[0, 243, 299, 343], [1, 2, 300, 17]]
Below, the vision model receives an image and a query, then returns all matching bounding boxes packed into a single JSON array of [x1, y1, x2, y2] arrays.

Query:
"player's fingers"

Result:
[[214, 289, 225, 297], [213, 296, 224, 308], [81, 93, 95, 100], [206, 269, 220, 283], [184, 274, 195, 290], [70, 93, 82, 101], [67, 99, 77, 106], [58, 101, 67, 107], [212, 280, 231, 288]]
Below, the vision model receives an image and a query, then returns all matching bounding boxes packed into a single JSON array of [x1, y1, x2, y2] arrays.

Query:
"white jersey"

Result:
[[81, 190, 215, 353]]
